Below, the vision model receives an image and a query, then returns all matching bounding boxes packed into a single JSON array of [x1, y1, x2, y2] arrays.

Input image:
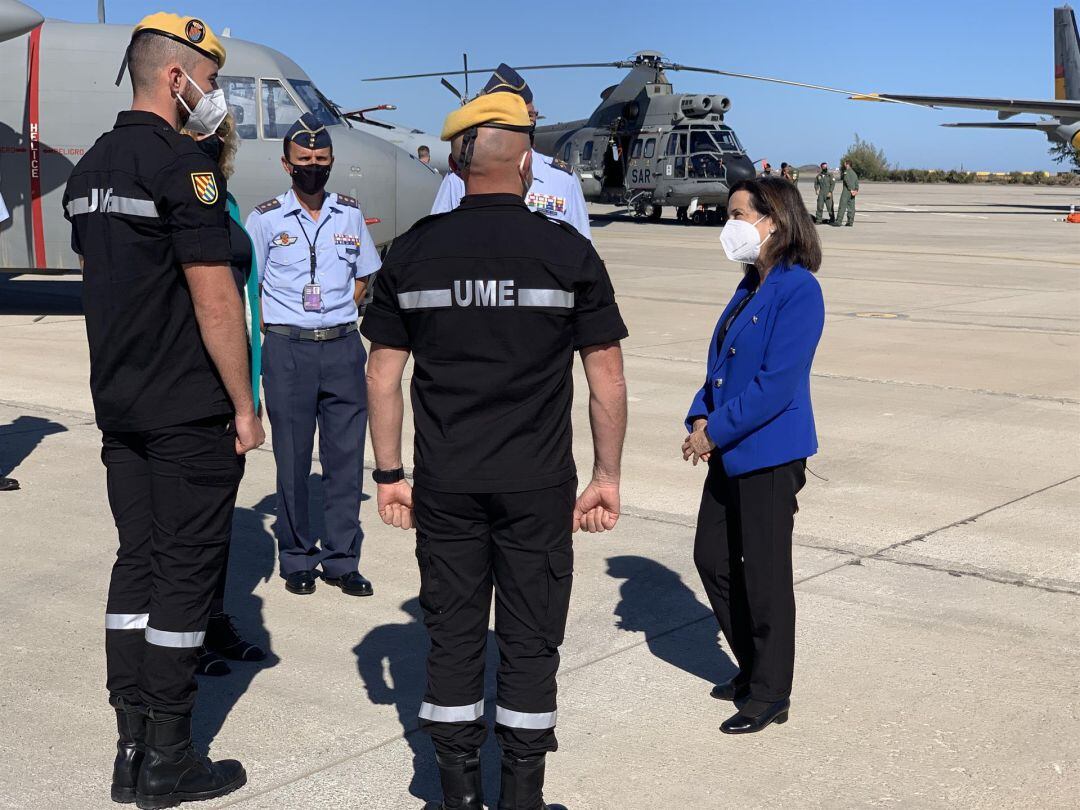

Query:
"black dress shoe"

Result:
[[720, 698, 790, 735], [710, 679, 750, 702], [284, 570, 317, 595], [0, 477, 19, 491], [322, 571, 373, 597]]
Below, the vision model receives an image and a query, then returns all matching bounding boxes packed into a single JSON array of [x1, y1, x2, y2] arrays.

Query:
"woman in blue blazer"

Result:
[[683, 177, 825, 735]]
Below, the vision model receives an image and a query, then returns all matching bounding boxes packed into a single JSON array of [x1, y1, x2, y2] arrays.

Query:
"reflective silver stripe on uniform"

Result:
[[144, 627, 206, 648], [495, 706, 558, 729], [105, 613, 149, 631], [418, 699, 484, 723], [517, 289, 574, 308], [64, 195, 160, 219], [398, 289, 453, 309]]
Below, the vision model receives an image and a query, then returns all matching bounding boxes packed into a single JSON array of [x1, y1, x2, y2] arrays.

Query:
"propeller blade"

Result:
[[440, 77, 462, 99], [665, 63, 926, 107]]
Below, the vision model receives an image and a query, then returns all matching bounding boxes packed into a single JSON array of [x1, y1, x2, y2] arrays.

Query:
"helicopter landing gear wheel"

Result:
[[648, 205, 662, 222], [691, 210, 708, 226]]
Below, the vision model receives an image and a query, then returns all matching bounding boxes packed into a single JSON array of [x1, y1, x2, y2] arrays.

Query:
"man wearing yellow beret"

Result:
[[363, 91, 629, 810], [64, 11, 255, 808]]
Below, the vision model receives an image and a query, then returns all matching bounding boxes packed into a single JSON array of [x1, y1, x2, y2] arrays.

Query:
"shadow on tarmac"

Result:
[[607, 555, 737, 688], [192, 492, 281, 752], [0, 415, 68, 480]]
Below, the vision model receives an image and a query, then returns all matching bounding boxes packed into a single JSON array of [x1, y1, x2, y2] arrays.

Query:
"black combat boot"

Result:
[[135, 711, 246, 809], [422, 750, 483, 810], [204, 613, 266, 663], [111, 698, 146, 803], [498, 754, 567, 810]]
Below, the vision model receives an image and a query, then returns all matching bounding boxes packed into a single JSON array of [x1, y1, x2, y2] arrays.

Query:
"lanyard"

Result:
[[292, 208, 332, 285]]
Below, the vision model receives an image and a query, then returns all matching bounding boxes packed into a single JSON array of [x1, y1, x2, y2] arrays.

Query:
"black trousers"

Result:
[[101, 416, 244, 716], [693, 458, 806, 704], [413, 481, 576, 758]]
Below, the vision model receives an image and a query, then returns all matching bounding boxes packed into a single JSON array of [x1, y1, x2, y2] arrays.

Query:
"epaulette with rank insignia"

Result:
[[550, 158, 573, 175], [336, 194, 359, 209], [254, 198, 281, 215]]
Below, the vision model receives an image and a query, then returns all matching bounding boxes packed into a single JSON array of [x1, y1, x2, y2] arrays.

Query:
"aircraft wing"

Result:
[[854, 93, 1080, 119]]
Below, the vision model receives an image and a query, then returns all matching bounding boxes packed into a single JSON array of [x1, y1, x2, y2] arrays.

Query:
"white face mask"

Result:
[[177, 70, 228, 135], [719, 215, 770, 264]]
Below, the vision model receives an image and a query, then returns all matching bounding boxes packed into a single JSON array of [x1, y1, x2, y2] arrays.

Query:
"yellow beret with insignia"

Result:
[[441, 93, 531, 141], [132, 12, 226, 68]]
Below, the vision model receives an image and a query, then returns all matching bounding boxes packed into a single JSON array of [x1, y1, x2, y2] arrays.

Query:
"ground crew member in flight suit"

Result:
[[63, 13, 260, 807], [362, 92, 629, 810], [836, 159, 860, 226], [430, 64, 592, 240], [814, 162, 835, 224], [245, 113, 381, 598]]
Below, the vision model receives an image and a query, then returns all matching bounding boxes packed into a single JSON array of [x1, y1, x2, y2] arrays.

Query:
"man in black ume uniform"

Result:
[[63, 12, 262, 808], [362, 91, 629, 810]]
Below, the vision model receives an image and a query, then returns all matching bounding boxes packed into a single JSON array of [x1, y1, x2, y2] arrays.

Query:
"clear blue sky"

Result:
[[33, 0, 1071, 171]]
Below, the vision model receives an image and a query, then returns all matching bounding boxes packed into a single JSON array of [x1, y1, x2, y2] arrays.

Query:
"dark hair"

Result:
[[417, 145, 430, 157], [128, 31, 203, 95], [729, 177, 821, 273]]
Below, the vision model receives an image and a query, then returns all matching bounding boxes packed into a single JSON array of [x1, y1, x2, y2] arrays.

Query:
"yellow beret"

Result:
[[440, 93, 531, 141], [132, 12, 226, 68]]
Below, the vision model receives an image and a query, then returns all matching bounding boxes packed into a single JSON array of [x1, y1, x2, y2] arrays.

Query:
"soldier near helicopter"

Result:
[[813, 162, 835, 224], [836, 159, 860, 227]]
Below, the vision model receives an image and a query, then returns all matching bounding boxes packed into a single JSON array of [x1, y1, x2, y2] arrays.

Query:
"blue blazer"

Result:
[[685, 263, 825, 477]]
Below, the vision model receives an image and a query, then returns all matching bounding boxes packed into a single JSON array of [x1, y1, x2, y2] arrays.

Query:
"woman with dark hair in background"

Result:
[[184, 115, 267, 676], [683, 176, 825, 734]]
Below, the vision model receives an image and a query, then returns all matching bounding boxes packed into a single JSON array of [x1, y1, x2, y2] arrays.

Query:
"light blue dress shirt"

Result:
[[245, 189, 381, 329], [430, 149, 592, 240]]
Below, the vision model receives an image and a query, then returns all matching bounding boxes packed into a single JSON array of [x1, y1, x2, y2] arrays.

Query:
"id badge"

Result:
[[302, 283, 322, 312]]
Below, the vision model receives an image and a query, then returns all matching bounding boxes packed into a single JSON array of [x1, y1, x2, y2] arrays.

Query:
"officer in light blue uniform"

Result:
[[245, 113, 381, 598], [431, 63, 592, 240]]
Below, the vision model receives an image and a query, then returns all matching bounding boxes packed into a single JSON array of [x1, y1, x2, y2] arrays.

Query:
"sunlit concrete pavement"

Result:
[[1, 182, 1078, 809]]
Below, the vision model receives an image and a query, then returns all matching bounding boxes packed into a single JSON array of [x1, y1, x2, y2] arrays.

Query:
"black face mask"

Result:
[[197, 136, 223, 163], [289, 162, 332, 195]]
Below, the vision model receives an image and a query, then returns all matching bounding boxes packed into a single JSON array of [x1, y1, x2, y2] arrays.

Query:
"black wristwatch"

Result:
[[372, 467, 405, 485]]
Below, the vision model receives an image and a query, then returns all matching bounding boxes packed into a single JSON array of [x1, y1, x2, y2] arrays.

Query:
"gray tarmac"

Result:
[[0, 181, 1078, 809]]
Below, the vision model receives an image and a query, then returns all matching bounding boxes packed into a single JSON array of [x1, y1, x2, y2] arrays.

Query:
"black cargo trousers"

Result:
[[413, 480, 576, 758], [101, 415, 244, 716]]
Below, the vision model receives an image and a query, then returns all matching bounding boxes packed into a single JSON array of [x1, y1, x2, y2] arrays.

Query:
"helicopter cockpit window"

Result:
[[643, 138, 656, 159], [218, 76, 257, 139], [688, 153, 725, 179], [582, 141, 594, 163], [630, 139, 642, 159], [713, 130, 739, 151], [261, 79, 303, 140], [289, 80, 342, 126], [689, 130, 719, 154], [562, 141, 573, 162]]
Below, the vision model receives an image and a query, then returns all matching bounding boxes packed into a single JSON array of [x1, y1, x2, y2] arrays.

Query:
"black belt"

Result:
[[265, 322, 357, 342]]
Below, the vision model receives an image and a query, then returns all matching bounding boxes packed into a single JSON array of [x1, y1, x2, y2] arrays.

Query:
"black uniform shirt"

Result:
[[63, 111, 232, 432], [361, 194, 628, 494]]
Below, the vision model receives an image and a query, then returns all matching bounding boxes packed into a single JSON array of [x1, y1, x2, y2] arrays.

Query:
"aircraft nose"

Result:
[[0, 0, 44, 44], [725, 156, 756, 186]]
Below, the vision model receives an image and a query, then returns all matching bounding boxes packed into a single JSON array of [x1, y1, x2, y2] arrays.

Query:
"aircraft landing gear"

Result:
[[648, 204, 663, 222], [691, 209, 708, 226]]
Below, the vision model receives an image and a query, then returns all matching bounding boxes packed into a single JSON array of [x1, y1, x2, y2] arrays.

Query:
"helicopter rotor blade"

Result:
[[665, 63, 926, 107], [364, 62, 623, 81], [463, 53, 469, 99], [440, 77, 462, 100]]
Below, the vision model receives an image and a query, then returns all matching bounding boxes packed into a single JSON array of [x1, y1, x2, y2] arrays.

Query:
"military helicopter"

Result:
[[0, 0, 441, 274], [367, 51, 872, 225]]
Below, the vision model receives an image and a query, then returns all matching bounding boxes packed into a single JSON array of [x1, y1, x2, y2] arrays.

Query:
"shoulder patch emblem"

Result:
[[254, 198, 281, 214], [271, 232, 298, 247], [191, 172, 218, 205], [335, 193, 359, 209], [551, 158, 573, 174]]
